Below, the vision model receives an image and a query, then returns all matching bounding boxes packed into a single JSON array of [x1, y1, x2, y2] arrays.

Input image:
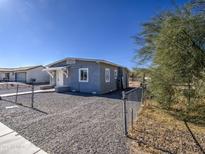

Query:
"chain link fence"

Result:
[[0, 82, 35, 108], [122, 87, 143, 136]]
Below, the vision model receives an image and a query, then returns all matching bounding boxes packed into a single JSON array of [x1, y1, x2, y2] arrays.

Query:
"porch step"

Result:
[[55, 86, 70, 93], [40, 85, 55, 90]]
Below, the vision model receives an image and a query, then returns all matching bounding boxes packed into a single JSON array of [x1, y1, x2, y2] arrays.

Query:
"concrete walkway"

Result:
[[0, 122, 47, 154], [0, 89, 55, 98]]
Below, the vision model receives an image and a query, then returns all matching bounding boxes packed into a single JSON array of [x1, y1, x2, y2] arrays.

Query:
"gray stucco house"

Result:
[[43, 58, 129, 94], [0, 65, 49, 84]]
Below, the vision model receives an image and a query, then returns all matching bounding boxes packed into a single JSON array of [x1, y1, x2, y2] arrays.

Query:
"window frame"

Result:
[[105, 68, 110, 83], [79, 68, 89, 82]]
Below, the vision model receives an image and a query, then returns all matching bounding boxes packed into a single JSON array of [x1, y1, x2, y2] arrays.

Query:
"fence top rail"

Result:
[[125, 88, 140, 95], [0, 82, 27, 85], [0, 82, 32, 88], [122, 87, 141, 99]]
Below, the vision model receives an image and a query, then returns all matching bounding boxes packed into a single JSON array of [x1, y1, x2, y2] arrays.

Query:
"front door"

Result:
[[56, 70, 64, 86]]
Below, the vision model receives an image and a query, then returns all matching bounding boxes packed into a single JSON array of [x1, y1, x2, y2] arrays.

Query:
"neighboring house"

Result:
[[0, 65, 49, 84], [43, 57, 129, 94]]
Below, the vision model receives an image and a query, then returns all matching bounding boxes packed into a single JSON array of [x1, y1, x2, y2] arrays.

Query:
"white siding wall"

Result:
[[0, 72, 15, 81], [26, 67, 49, 83]]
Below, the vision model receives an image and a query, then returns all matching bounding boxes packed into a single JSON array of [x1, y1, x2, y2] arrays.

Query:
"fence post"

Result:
[[15, 84, 19, 104], [31, 84, 34, 108], [131, 108, 134, 131], [122, 91, 128, 136], [141, 87, 144, 105]]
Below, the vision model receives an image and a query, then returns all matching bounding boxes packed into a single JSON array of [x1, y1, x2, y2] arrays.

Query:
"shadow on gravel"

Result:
[[62, 87, 141, 100], [1, 98, 48, 115], [63, 90, 123, 100]]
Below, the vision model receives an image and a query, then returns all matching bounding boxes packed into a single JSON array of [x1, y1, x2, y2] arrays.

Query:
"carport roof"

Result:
[[0, 65, 44, 72]]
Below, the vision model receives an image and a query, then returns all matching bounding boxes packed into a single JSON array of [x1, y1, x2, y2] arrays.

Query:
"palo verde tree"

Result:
[[155, 14, 205, 109], [134, 0, 205, 109]]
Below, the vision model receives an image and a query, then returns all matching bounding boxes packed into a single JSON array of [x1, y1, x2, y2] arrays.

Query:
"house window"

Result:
[[114, 69, 118, 79], [79, 68, 88, 82], [105, 68, 110, 83]]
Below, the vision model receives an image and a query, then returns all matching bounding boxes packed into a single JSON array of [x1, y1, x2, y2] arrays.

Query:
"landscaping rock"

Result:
[[0, 91, 129, 154]]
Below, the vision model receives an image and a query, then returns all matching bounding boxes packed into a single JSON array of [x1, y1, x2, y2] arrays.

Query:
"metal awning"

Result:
[[43, 66, 70, 78], [42, 66, 68, 71]]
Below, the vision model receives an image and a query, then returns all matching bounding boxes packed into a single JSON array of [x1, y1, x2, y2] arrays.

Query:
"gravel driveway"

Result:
[[0, 91, 129, 154]]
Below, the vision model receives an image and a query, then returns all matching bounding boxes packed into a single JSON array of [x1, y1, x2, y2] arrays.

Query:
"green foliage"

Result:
[[130, 68, 151, 81], [149, 68, 175, 109], [135, 0, 205, 110], [135, 0, 205, 65], [133, 12, 174, 65]]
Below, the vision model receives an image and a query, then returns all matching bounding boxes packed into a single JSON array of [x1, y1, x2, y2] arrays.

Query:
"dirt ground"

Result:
[[129, 102, 205, 154]]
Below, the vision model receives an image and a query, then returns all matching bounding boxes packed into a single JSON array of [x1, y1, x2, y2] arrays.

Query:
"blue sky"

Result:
[[0, 0, 187, 69]]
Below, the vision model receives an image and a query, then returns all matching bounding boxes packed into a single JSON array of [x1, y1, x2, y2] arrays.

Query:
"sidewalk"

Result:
[[0, 122, 47, 154]]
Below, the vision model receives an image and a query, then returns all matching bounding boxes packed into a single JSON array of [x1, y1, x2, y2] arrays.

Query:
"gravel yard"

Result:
[[0, 91, 129, 154]]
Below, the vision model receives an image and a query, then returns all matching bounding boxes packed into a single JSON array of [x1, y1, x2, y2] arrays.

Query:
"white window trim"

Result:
[[114, 69, 118, 79], [105, 68, 110, 83], [79, 68, 89, 82]]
